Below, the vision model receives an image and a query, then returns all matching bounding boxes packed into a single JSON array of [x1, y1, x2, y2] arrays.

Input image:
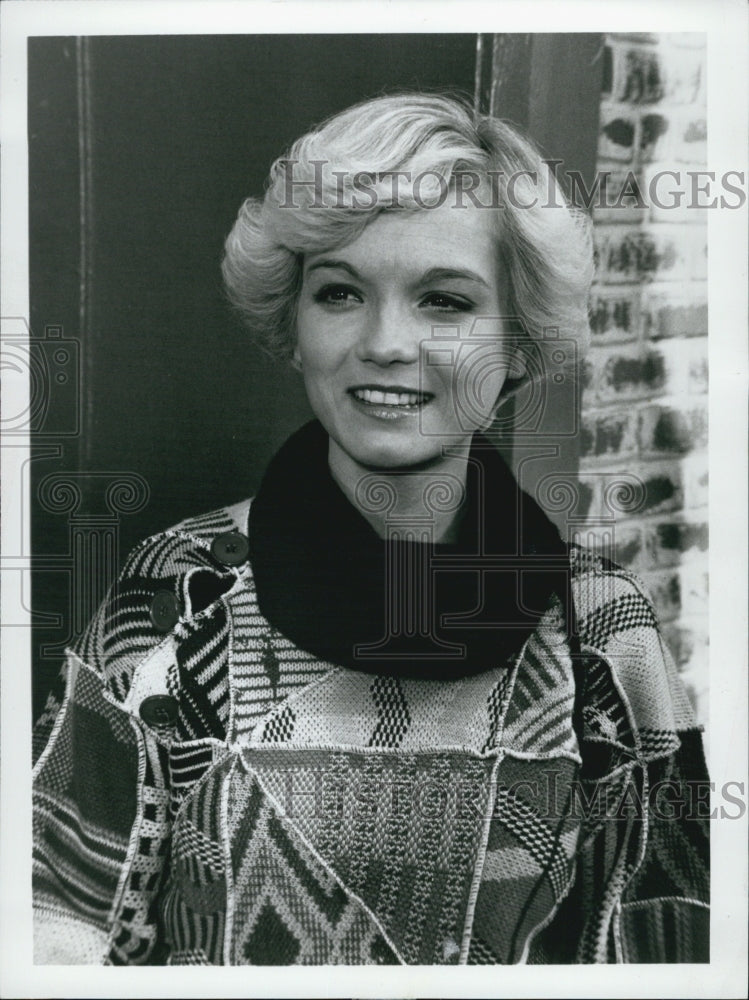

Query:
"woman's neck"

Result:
[[328, 440, 471, 544]]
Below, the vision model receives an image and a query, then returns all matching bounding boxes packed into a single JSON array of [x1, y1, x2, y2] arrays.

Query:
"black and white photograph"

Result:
[[1, 1, 746, 996]]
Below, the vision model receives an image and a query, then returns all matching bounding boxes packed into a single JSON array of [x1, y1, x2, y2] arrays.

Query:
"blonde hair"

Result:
[[222, 92, 593, 366]]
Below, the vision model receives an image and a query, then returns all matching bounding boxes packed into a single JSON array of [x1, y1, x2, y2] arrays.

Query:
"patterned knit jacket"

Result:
[[32, 457, 710, 966]]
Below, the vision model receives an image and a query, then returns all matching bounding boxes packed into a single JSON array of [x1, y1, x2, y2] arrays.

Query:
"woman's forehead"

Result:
[[305, 202, 502, 278]]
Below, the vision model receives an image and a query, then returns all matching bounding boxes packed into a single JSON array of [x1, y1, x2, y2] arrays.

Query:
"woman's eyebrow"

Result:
[[417, 267, 490, 288], [305, 259, 361, 279], [306, 261, 491, 288]]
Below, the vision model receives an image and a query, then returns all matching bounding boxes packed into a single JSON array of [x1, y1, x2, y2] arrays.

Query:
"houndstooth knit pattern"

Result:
[[32, 505, 710, 965]]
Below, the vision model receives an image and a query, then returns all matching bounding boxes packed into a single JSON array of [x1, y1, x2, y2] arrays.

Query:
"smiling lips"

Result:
[[350, 386, 433, 409]]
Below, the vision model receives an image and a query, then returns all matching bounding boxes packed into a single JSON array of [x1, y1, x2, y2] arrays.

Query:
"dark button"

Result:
[[149, 590, 180, 632], [139, 694, 179, 727], [211, 530, 250, 567]]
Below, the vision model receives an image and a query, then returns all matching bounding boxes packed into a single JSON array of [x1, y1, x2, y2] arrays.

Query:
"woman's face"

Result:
[[294, 201, 518, 476]]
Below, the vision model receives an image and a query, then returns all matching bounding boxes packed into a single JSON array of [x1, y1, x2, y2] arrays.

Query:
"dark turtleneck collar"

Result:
[[248, 420, 570, 680]]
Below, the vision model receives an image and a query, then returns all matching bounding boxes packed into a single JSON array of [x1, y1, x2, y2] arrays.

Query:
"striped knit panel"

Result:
[[168, 742, 220, 819], [467, 755, 581, 964], [523, 628, 699, 965], [622, 730, 709, 903], [571, 563, 696, 755], [575, 763, 649, 963], [225, 575, 332, 741], [618, 728, 710, 962], [239, 747, 496, 964], [525, 764, 647, 965], [619, 898, 710, 962], [161, 755, 230, 964], [520, 622, 653, 965], [553, 623, 654, 964], [72, 531, 225, 704], [500, 595, 578, 758], [562, 557, 708, 961], [173, 605, 231, 742], [33, 655, 139, 963], [33, 683, 66, 767]]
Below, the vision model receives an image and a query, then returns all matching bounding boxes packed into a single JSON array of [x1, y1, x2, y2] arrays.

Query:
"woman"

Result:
[[32, 93, 709, 965]]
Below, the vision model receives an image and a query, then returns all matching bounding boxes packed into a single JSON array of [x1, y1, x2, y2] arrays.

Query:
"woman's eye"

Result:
[[420, 292, 474, 312], [313, 284, 362, 307]]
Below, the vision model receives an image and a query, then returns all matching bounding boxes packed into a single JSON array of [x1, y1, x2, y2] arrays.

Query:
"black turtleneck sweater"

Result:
[[248, 420, 571, 680]]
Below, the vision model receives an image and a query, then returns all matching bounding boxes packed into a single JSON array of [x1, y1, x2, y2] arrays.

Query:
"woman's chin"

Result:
[[342, 434, 465, 473], [326, 409, 478, 474]]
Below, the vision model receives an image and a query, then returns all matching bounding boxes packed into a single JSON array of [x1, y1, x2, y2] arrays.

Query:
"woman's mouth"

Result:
[[348, 386, 433, 419]]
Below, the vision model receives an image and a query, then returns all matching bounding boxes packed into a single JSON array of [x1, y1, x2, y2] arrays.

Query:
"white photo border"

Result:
[[1, 1, 746, 997]]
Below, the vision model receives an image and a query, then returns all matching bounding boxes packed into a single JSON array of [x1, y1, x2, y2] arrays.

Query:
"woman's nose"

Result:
[[355, 305, 421, 366]]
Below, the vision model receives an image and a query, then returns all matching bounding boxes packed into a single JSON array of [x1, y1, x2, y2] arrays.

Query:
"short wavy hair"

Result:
[[222, 92, 593, 367]]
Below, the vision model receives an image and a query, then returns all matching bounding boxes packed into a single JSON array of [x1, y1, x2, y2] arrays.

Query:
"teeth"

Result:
[[353, 388, 427, 406]]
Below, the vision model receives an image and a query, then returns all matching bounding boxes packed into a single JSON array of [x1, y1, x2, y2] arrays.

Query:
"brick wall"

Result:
[[581, 33, 708, 723]]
